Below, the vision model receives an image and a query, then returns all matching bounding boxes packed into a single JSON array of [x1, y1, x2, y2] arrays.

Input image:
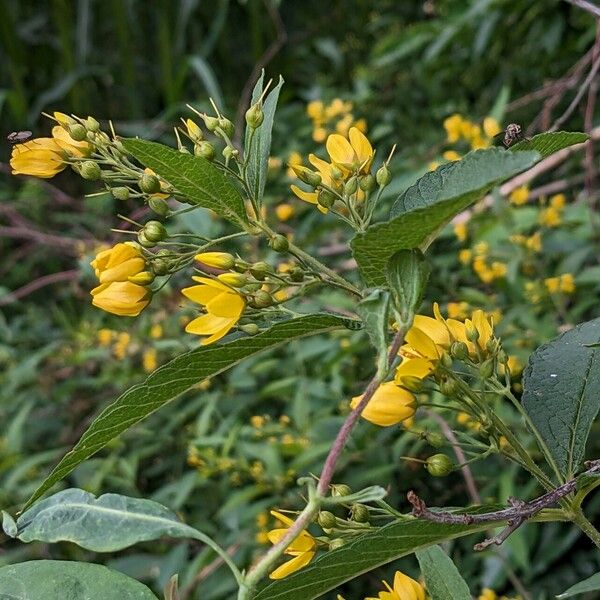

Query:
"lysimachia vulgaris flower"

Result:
[[10, 125, 91, 179], [182, 276, 246, 345], [365, 570, 426, 600], [267, 510, 316, 579], [90, 243, 152, 317], [395, 303, 494, 386], [350, 381, 416, 427], [290, 153, 339, 213], [326, 126, 374, 175]]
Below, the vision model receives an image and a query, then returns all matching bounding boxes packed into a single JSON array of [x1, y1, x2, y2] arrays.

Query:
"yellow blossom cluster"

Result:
[[539, 193, 567, 227], [544, 273, 575, 294], [509, 185, 529, 206], [510, 231, 542, 253], [306, 98, 367, 143], [443, 114, 502, 150], [478, 588, 518, 600], [464, 242, 507, 283]]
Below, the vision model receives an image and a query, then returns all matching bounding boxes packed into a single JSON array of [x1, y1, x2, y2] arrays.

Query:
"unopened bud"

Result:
[[148, 197, 170, 216], [85, 116, 100, 132], [251, 290, 273, 308], [399, 376, 423, 393], [440, 352, 453, 369], [486, 338, 497, 354], [218, 118, 234, 138], [196, 252, 235, 270], [250, 261, 270, 280], [330, 165, 343, 180], [139, 173, 161, 194], [351, 504, 370, 523], [318, 511, 337, 529], [289, 267, 304, 282], [218, 272, 247, 287], [128, 271, 155, 285], [344, 176, 358, 195], [203, 115, 219, 131], [450, 341, 469, 360], [112, 186, 130, 201], [270, 234, 289, 253], [376, 165, 392, 187], [195, 141, 215, 161], [239, 323, 260, 335], [359, 174, 376, 193], [466, 322, 479, 342], [185, 118, 203, 142], [439, 378, 458, 396], [292, 165, 322, 187], [80, 160, 101, 181], [143, 220, 168, 243], [497, 349, 508, 365], [137, 231, 156, 248], [152, 258, 170, 275], [426, 432, 445, 448], [245, 103, 264, 129], [317, 189, 336, 209], [222, 146, 239, 160], [426, 454, 454, 477], [68, 123, 88, 141], [331, 484, 351, 497], [479, 358, 495, 379]]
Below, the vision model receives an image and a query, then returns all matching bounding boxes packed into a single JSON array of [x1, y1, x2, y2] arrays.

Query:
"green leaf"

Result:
[[557, 572, 600, 598], [522, 318, 600, 479], [416, 545, 471, 600], [386, 249, 430, 323], [2, 511, 16, 538], [352, 148, 538, 286], [24, 314, 355, 510], [10, 488, 207, 552], [510, 131, 588, 159], [255, 511, 499, 600], [244, 72, 284, 204], [356, 289, 390, 374], [0, 560, 158, 599], [121, 138, 248, 227]]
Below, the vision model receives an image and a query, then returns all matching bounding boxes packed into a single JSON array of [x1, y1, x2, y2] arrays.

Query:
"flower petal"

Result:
[[269, 550, 314, 580], [326, 134, 355, 166]]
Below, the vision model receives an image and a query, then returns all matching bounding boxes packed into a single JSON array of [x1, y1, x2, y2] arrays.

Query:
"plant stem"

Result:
[[572, 508, 600, 548]]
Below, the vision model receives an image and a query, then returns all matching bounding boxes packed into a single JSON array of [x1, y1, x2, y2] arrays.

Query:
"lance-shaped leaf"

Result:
[[557, 572, 600, 598], [24, 314, 356, 510], [351, 148, 539, 286], [255, 509, 501, 600], [0, 560, 158, 599], [522, 318, 600, 479], [416, 545, 471, 600], [509, 131, 588, 159], [357, 289, 390, 375], [122, 138, 248, 227], [244, 72, 284, 204], [386, 249, 429, 324]]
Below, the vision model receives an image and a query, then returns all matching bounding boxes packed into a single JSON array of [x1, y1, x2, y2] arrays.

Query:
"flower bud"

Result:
[[329, 538, 346, 550], [128, 271, 155, 285], [426, 432, 445, 448], [138, 231, 156, 248], [376, 165, 392, 187], [80, 160, 101, 181], [344, 176, 358, 196], [195, 141, 215, 161], [330, 165, 343, 181], [251, 290, 273, 308], [85, 116, 100, 132], [218, 272, 247, 287], [351, 504, 370, 523], [317, 189, 336, 209], [245, 103, 264, 129], [196, 252, 236, 270], [479, 358, 495, 379], [185, 118, 203, 142], [292, 165, 322, 187], [148, 197, 170, 216], [222, 146, 239, 160], [497, 349, 508, 365], [426, 454, 454, 477], [331, 484, 351, 497], [68, 123, 88, 141], [250, 261, 270, 280], [239, 323, 260, 335], [218, 117, 234, 138], [359, 174, 376, 193], [270, 234, 289, 253], [450, 341, 469, 360], [486, 338, 497, 354], [440, 352, 453, 369], [203, 115, 219, 131], [139, 173, 161, 194], [289, 267, 304, 282], [318, 511, 337, 529], [112, 186, 130, 201], [439, 378, 457, 396], [143, 221, 167, 243], [152, 258, 170, 275], [399, 376, 423, 393], [466, 322, 479, 342]]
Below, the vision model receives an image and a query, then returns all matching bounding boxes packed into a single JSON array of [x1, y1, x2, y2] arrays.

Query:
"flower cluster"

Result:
[[306, 98, 367, 142]]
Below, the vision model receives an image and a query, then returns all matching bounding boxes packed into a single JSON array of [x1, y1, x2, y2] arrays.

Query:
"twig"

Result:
[[407, 459, 600, 550], [0, 270, 79, 306], [566, 0, 600, 18]]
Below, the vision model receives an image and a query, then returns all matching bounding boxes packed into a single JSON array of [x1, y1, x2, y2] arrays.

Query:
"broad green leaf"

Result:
[[244, 72, 284, 204], [416, 545, 471, 600], [352, 148, 538, 286], [510, 131, 588, 159], [356, 289, 390, 374], [9, 488, 207, 552], [122, 138, 248, 227], [255, 511, 500, 600], [24, 314, 355, 510], [2, 511, 16, 537], [522, 318, 600, 479], [386, 249, 430, 323], [557, 572, 600, 598], [0, 560, 158, 599]]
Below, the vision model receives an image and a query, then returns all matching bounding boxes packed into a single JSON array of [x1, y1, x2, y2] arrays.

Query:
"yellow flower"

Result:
[[91, 281, 151, 317], [525, 232, 542, 252], [312, 127, 328, 143], [268, 156, 282, 171], [458, 249, 472, 265], [195, 251, 235, 269], [443, 114, 464, 143], [353, 118, 368, 133], [483, 116, 501, 139], [366, 570, 426, 600], [143, 348, 158, 372], [307, 100, 325, 122], [113, 331, 131, 359], [539, 206, 561, 227], [453, 222, 468, 243], [150, 324, 163, 338], [182, 276, 245, 344], [350, 382, 416, 427], [447, 301, 469, 319], [550, 193, 566, 209], [290, 153, 336, 212], [286, 151, 303, 177], [428, 161, 440, 171], [473, 242, 489, 257], [326, 127, 374, 174], [91, 243, 146, 285], [544, 276, 560, 294], [268, 511, 316, 579], [443, 150, 461, 162], [490, 261, 507, 278], [560, 273, 575, 293], [97, 328, 115, 346], [478, 589, 497, 600], [509, 185, 529, 206], [275, 203, 295, 221]]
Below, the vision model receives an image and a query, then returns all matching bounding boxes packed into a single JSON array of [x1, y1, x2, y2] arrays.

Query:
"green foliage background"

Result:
[[1, 1, 600, 598]]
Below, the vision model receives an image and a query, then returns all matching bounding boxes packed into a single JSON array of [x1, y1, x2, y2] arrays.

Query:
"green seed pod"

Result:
[[239, 323, 260, 335], [112, 186, 130, 201], [139, 173, 161, 194], [245, 103, 264, 129], [143, 220, 168, 243], [250, 261, 270, 280], [218, 117, 234, 138], [137, 231, 156, 248], [426, 432, 445, 448], [359, 174, 376, 193], [318, 511, 337, 529], [344, 176, 358, 195], [80, 160, 101, 181], [329, 538, 346, 550], [68, 123, 88, 141], [317, 189, 336, 209], [252, 290, 273, 308], [351, 504, 370, 523], [331, 483, 351, 497], [148, 197, 170, 216], [85, 116, 100, 132], [128, 271, 155, 285], [270, 234, 289, 253], [376, 164, 392, 187], [195, 141, 215, 161], [479, 358, 495, 380], [426, 454, 454, 477], [450, 341, 469, 360]]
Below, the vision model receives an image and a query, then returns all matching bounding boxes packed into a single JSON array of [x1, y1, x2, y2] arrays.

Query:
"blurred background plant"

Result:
[[1, 1, 600, 598]]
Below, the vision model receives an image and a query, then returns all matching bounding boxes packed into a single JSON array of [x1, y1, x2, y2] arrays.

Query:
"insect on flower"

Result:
[[7, 131, 33, 144]]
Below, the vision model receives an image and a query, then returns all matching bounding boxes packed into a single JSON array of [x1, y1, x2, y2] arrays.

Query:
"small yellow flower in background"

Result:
[[307, 100, 325, 122], [268, 511, 316, 579], [560, 273, 575, 293], [326, 127, 374, 174], [286, 151, 303, 178], [444, 114, 464, 143], [335, 113, 354, 136], [366, 570, 426, 600], [97, 328, 115, 346], [350, 381, 416, 427], [509, 185, 529, 206], [483, 116, 502, 139], [544, 276, 560, 294], [113, 332, 131, 360], [443, 150, 461, 162], [550, 193, 566, 209], [490, 261, 507, 278], [142, 348, 157, 372], [525, 281, 542, 304], [312, 127, 327, 143], [478, 588, 497, 600], [453, 222, 468, 243], [275, 203, 295, 221], [447, 301, 470, 319], [150, 323, 163, 339], [181, 276, 245, 345], [268, 156, 282, 171], [473, 241, 489, 257], [526, 231, 542, 252], [458, 249, 472, 265], [428, 161, 440, 171], [539, 206, 562, 227]]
